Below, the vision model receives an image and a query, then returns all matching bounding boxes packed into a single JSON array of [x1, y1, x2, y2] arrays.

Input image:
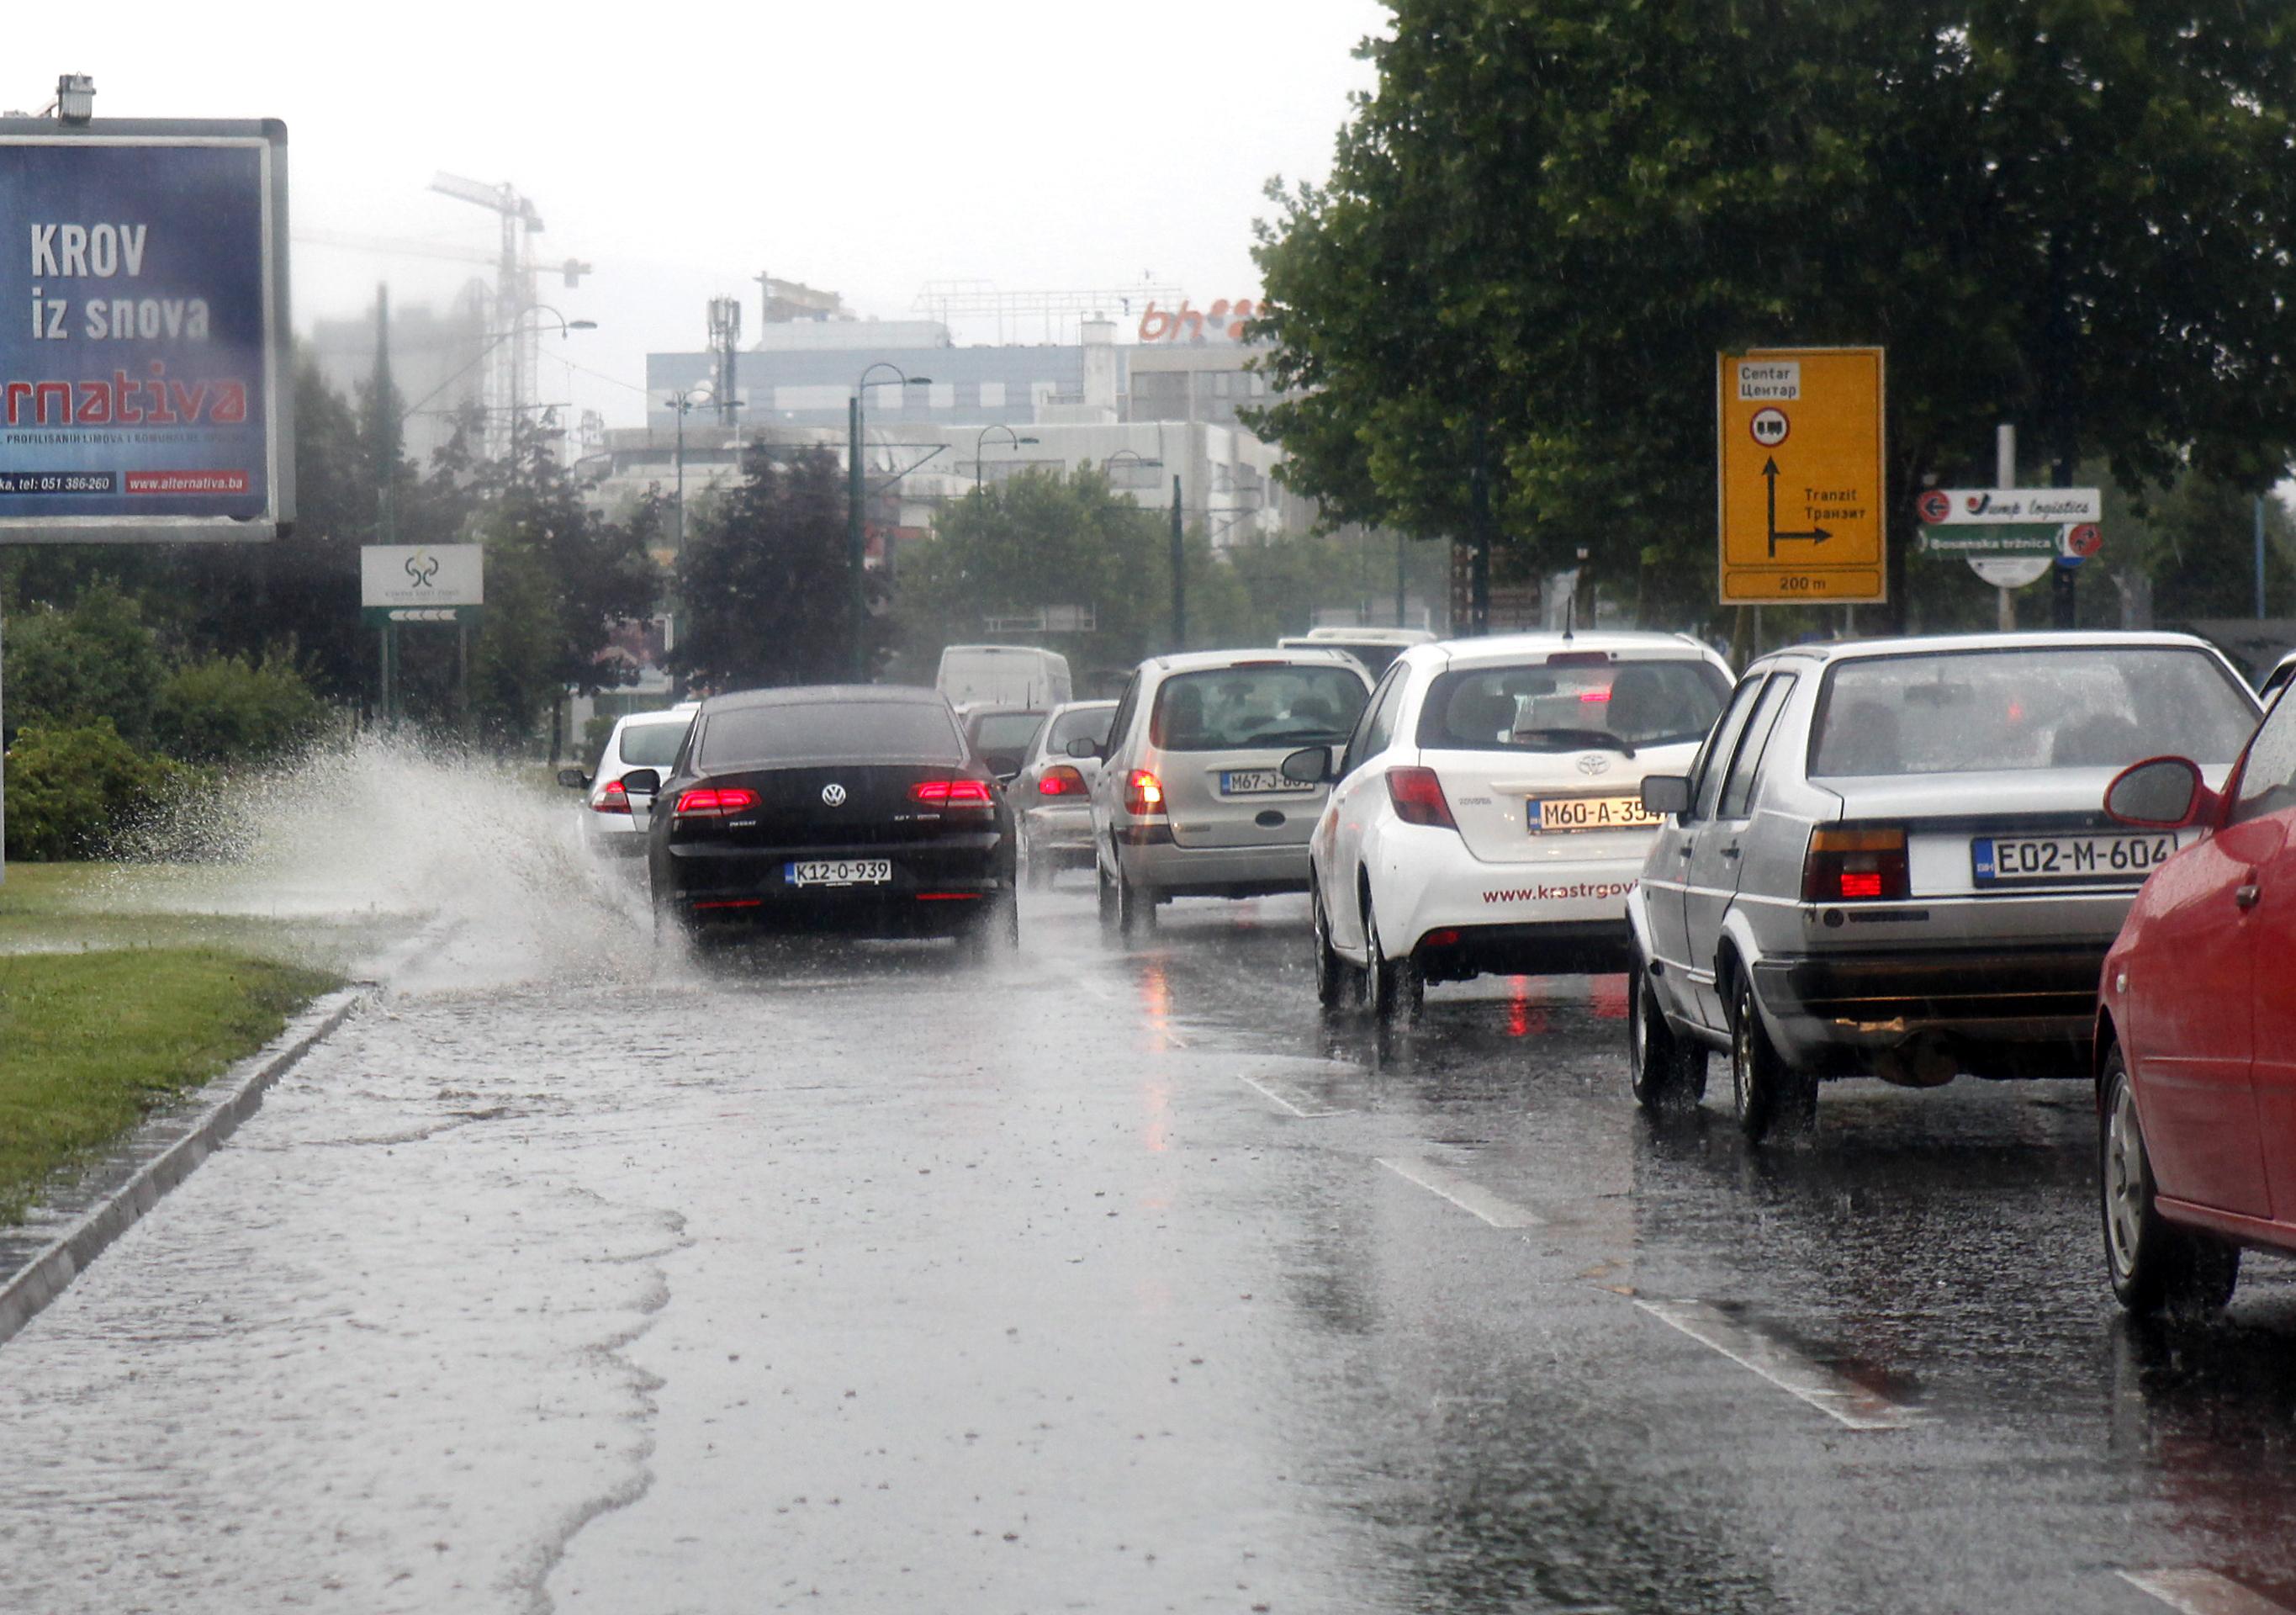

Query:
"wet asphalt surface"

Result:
[[5, 878, 2296, 1614]]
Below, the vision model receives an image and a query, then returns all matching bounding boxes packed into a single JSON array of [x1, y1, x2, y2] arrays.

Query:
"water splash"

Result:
[[99, 734, 655, 984]]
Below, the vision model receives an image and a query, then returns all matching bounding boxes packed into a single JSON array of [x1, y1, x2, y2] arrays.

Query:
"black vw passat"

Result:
[[623, 686, 1018, 949]]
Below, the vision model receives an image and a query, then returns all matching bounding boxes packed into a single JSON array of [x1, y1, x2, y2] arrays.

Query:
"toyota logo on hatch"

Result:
[[821, 783, 847, 807], [1576, 754, 1610, 776]]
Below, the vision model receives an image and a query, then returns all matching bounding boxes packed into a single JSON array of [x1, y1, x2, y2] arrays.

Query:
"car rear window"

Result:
[[1047, 706, 1115, 750], [971, 712, 1045, 753], [1809, 646, 2257, 777], [1416, 658, 1730, 752], [698, 701, 965, 767], [1150, 665, 1368, 752], [616, 721, 691, 768]]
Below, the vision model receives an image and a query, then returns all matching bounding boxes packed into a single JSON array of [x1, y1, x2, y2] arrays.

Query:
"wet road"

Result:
[[6, 879, 2296, 1614]]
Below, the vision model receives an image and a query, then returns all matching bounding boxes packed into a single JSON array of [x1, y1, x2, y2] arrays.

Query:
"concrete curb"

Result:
[[0, 919, 455, 1350]]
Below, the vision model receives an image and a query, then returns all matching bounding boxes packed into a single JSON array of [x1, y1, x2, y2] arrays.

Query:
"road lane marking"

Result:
[[2122, 1571, 2296, 1615], [1634, 1299, 1919, 1431], [1376, 1156, 1542, 1228], [1236, 1074, 1340, 1119]]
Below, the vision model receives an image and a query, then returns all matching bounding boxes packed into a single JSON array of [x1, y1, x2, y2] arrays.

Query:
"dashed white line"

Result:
[[1376, 1156, 1542, 1228], [1236, 1073, 1340, 1119], [1634, 1298, 1919, 1432], [2122, 1570, 2296, 1615]]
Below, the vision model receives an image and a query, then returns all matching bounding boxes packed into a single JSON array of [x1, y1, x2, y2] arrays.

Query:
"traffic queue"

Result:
[[561, 622, 2296, 1321]]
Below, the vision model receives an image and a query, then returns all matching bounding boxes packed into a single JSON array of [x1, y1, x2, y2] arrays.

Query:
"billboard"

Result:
[[0, 118, 291, 542], [361, 543, 484, 626]]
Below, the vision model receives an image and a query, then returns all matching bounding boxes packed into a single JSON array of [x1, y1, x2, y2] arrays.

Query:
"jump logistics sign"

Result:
[[0, 118, 291, 542], [1716, 347, 1886, 605]]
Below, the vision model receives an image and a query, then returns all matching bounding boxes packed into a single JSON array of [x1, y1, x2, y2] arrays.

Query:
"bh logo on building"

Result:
[[1138, 298, 1259, 344]]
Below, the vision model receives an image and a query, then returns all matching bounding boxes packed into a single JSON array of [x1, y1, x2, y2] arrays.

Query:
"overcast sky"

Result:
[[12, 1, 1389, 428]]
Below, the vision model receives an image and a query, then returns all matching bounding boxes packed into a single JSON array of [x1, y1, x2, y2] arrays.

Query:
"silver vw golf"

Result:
[[1626, 631, 2261, 1139]]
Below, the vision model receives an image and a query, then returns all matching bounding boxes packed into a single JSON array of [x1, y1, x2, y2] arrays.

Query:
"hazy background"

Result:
[[8, 1, 1389, 426]]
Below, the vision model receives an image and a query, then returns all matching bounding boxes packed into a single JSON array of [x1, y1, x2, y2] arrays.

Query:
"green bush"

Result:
[[152, 654, 331, 765], [4, 583, 164, 744], [4, 720, 204, 862]]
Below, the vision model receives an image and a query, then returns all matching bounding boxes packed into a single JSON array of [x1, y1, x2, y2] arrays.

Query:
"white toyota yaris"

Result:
[[1288, 632, 1733, 1018]]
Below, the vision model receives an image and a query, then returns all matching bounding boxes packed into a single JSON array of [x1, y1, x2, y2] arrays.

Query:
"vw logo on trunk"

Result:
[[821, 783, 848, 806], [1575, 753, 1610, 776]]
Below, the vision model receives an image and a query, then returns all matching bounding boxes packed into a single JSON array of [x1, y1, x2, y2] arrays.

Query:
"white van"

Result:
[[935, 644, 1074, 710], [1276, 626, 1437, 680]]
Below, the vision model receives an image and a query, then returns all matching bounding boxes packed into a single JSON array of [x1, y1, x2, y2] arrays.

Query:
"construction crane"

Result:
[[296, 226, 593, 289], [428, 172, 581, 456]]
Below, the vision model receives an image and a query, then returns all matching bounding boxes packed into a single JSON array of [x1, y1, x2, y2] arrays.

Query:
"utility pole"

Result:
[[2050, 438, 2077, 630], [1395, 532, 1408, 627], [374, 284, 399, 726], [1468, 427, 1492, 636], [849, 394, 867, 681], [1996, 425, 2017, 632], [708, 296, 742, 428], [1170, 475, 1188, 650]]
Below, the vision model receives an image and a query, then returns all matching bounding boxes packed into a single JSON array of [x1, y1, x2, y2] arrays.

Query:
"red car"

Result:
[[2095, 704, 2296, 1313]]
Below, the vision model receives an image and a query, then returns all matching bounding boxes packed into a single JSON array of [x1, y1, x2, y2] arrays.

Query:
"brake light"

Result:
[[912, 779, 995, 805], [1039, 765, 1087, 797], [1125, 769, 1166, 816], [594, 778, 632, 814], [1802, 827, 1909, 903], [674, 786, 759, 818], [1385, 766, 1457, 830], [1424, 928, 1461, 948]]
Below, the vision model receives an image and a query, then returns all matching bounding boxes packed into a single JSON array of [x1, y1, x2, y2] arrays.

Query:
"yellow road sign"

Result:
[[1717, 347, 1886, 605]]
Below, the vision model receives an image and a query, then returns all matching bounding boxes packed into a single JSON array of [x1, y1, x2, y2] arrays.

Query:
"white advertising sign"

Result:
[[362, 544, 484, 609], [1918, 488, 2102, 525]]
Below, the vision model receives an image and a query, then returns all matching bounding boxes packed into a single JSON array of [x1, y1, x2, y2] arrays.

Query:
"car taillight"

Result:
[[912, 779, 995, 805], [1385, 766, 1457, 830], [594, 778, 632, 814], [1802, 827, 1909, 902], [674, 786, 759, 818], [1039, 765, 1087, 797], [1125, 769, 1166, 816]]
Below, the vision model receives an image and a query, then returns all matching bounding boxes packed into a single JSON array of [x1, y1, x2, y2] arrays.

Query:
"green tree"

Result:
[[671, 443, 864, 691], [1252, 0, 2296, 633], [151, 654, 332, 765]]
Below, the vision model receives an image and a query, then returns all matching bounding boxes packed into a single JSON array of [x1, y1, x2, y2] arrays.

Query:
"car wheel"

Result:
[[1728, 972, 1812, 1142], [1118, 862, 1157, 940], [1628, 945, 1707, 1113], [1310, 879, 1348, 1010], [2102, 1048, 2240, 1315], [967, 891, 1021, 960], [1364, 893, 1422, 1023], [1097, 851, 1120, 938]]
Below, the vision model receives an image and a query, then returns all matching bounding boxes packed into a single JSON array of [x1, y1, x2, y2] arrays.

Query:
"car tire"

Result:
[[1310, 879, 1349, 1010], [1364, 892, 1422, 1023], [1728, 972, 1812, 1142], [968, 891, 1021, 960], [1628, 946, 1706, 1113], [1097, 853, 1121, 939], [1118, 862, 1157, 940], [2102, 1048, 2241, 1315]]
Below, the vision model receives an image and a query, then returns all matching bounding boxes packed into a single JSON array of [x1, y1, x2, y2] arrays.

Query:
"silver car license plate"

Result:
[[1220, 770, 1315, 796], [786, 859, 893, 887], [1971, 833, 2176, 887], [1530, 794, 1661, 832]]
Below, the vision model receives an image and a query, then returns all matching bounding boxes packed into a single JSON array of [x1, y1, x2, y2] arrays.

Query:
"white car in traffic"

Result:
[[559, 703, 699, 857], [1290, 633, 1733, 1017]]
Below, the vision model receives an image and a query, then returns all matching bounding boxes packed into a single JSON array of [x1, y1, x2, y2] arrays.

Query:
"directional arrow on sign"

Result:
[[1763, 458, 1832, 558]]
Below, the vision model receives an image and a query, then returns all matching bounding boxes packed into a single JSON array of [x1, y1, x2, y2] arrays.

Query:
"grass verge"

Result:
[[0, 946, 341, 1225]]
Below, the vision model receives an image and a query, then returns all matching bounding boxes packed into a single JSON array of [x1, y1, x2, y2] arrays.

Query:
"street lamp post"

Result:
[[505, 303, 595, 461], [974, 423, 1040, 494], [849, 364, 931, 681]]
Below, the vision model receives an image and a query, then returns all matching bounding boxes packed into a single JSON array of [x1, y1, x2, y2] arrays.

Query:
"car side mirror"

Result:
[[557, 767, 589, 790], [1641, 775, 1693, 817], [2104, 756, 2214, 829], [620, 767, 663, 798], [1065, 737, 1103, 760], [1281, 745, 1334, 785]]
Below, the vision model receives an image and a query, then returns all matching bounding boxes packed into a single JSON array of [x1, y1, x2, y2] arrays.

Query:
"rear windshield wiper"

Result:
[[1511, 728, 1637, 757]]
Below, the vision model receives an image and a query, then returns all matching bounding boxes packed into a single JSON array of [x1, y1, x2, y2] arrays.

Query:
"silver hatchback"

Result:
[[1626, 632, 2261, 1139], [1084, 649, 1372, 936]]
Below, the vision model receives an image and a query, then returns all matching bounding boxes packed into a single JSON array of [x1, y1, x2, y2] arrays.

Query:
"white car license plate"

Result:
[[1530, 794, 1660, 832], [1971, 833, 2177, 886], [786, 859, 893, 887], [1220, 770, 1315, 796]]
